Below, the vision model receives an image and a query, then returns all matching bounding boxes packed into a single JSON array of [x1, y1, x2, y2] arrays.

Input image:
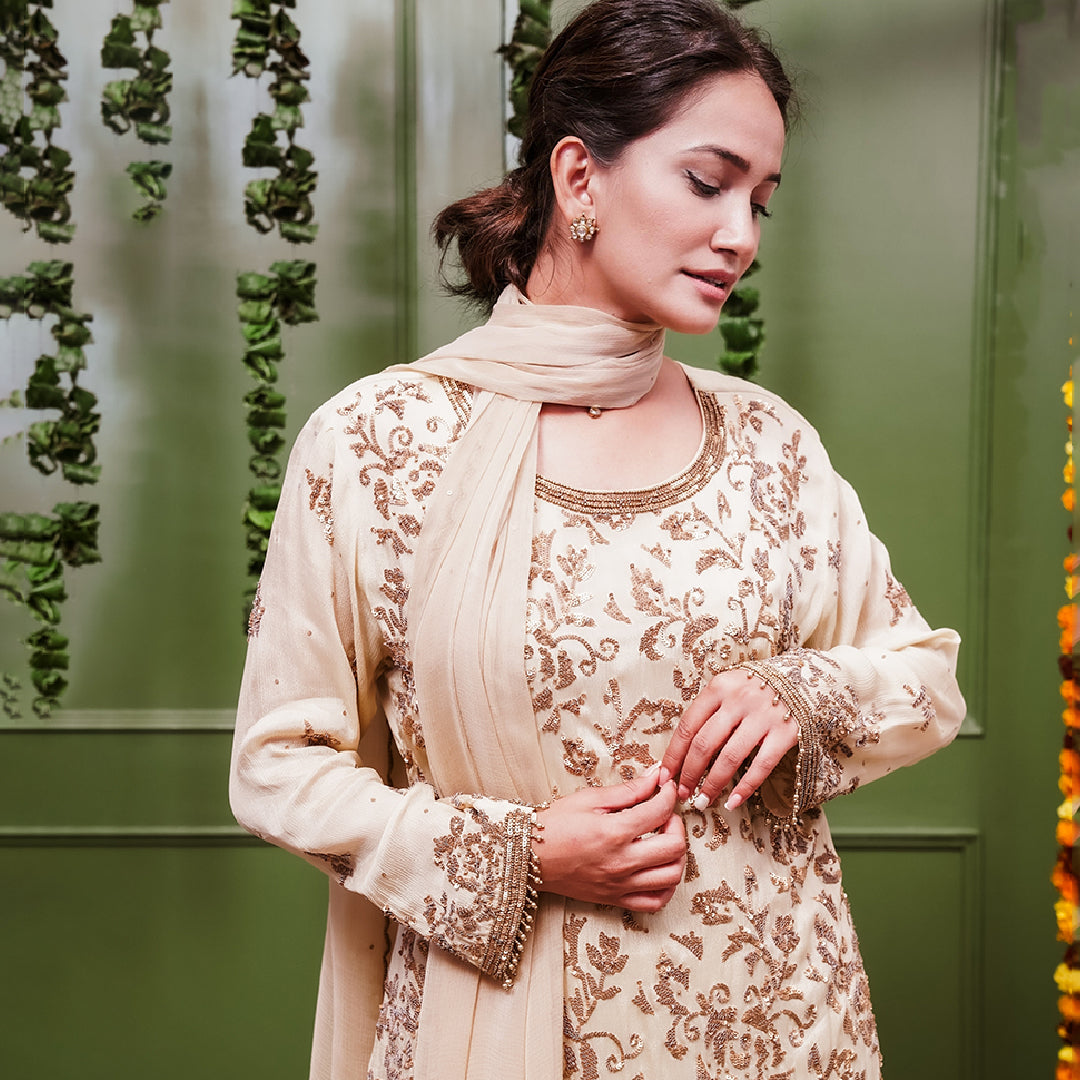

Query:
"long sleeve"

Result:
[[753, 451, 965, 823], [230, 396, 535, 985]]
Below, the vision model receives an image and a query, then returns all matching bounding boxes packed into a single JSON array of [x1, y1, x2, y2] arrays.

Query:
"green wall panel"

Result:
[[0, 844, 326, 1080]]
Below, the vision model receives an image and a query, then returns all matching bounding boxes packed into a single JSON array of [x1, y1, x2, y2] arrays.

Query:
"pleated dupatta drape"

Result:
[[386, 285, 665, 1077]]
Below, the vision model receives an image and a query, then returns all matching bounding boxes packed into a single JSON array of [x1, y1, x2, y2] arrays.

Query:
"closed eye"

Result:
[[685, 170, 721, 197]]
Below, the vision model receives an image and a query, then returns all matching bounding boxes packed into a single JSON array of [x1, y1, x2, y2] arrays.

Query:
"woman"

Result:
[[230, 2, 965, 1078]]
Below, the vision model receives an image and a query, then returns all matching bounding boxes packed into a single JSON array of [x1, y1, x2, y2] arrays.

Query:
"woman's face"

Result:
[[575, 71, 785, 334]]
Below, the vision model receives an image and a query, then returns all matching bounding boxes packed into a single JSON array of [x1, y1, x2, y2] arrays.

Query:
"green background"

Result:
[[1, 1, 1076, 1076]]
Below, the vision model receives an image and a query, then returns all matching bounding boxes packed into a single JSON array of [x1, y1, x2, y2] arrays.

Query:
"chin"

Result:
[[662, 308, 725, 336]]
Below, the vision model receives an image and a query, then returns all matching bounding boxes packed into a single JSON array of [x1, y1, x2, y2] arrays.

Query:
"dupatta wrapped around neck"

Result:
[[388, 285, 665, 1077]]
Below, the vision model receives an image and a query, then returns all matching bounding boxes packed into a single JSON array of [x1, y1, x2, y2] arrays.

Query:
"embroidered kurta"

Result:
[[230, 364, 964, 1080]]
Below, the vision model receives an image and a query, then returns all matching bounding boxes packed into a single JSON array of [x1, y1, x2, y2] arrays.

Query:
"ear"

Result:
[[549, 136, 597, 225]]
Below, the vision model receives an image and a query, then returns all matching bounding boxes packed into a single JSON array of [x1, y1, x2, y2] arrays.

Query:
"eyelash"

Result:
[[685, 170, 772, 220]]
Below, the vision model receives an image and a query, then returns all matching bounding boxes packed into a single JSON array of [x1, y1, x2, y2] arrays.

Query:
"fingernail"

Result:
[[678, 784, 690, 801], [691, 792, 710, 812], [724, 793, 743, 811], [658, 766, 670, 787]]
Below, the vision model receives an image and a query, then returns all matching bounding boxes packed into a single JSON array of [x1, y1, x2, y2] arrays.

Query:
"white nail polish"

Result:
[[724, 793, 743, 811], [691, 792, 709, 812]]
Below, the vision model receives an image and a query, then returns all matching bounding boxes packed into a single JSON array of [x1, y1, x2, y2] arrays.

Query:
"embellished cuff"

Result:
[[731, 659, 821, 826], [480, 806, 542, 989]]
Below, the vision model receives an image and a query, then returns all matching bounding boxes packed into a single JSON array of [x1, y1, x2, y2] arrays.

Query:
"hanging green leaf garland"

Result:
[[237, 260, 317, 622], [498, 0, 551, 140], [0, 0, 74, 243], [230, 0, 317, 243], [231, 1, 319, 624], [100, 0, 173, 222], [0, 262, 100, 719]]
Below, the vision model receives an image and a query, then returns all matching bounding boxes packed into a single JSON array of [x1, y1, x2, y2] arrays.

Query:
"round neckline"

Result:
[[535, 386, 724, 514]]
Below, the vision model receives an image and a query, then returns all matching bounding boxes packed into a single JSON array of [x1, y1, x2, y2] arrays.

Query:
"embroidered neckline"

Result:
[[536, 387, 724, 514], [439, 376, 725, 515]]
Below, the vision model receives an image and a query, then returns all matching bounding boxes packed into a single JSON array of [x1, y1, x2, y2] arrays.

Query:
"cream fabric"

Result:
[[231, 317, 964, 1078], [394, 288, 664, 1077]]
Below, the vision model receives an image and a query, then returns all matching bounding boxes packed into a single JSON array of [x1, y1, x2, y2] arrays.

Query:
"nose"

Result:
[[709, 199, 758, 268]]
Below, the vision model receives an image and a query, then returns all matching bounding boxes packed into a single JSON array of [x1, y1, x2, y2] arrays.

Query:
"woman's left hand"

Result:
[[660, 668, 798, 812]]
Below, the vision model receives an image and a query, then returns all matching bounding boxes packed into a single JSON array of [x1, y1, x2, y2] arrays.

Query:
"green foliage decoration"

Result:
[[0, 261, 100, 719], [0, 0, 74, 243], [237, 260, 317, 620], [717, 259, 765, 379], [100, 0, 173, 221], [230, 0, 317, 243], [498, 0, 551, 141]]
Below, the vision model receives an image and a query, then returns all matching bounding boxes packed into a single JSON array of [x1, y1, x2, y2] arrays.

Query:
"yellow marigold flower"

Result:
[[1058, 898, 1080, 941], [1068, 576, 1079, 600], [1059, 797, 1080, 819], [1056, 963, 1080, 995], [1066, 379, 1075, 409], [1069, 460, 1077, 486]]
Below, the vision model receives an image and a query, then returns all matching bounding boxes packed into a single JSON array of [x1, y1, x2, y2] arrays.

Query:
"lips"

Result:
[[683, 269, 735, 293]]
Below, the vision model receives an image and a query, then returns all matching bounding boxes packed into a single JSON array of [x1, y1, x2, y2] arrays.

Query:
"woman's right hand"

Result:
[[535, 766, 686, 913]]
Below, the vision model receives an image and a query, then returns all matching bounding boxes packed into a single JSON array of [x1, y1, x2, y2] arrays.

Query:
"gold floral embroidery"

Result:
[[302, 721, 341, 749], [884, 570, 913, 626], [247, 579, 265, 638], [305, 465, 334, 544], [903, 683, 937, 731], [305, 849, 354, 885]]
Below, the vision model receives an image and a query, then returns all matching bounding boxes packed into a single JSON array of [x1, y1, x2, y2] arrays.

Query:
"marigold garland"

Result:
[[1056, 364, 1080, 1078]]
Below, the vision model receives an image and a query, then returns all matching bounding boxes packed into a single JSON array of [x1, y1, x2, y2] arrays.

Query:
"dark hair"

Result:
[[433, 0, 794, 310]]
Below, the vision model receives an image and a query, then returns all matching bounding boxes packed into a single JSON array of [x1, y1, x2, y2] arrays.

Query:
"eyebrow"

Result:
[[689, 144, 782, 186]]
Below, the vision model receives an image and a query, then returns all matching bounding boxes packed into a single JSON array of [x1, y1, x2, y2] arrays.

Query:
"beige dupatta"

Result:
[[391, 285, 664, 1078]]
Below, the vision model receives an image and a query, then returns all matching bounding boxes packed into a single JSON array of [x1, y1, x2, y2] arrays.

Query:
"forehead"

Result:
[[639, 71, 785, 168]]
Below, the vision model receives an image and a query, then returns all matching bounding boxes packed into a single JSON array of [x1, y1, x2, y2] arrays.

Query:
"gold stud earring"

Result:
[[569, 214, 598, 243]]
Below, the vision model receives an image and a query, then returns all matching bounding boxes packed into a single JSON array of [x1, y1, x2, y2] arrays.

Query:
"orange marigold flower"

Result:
[[1067, 553, 1080, 575], [1066, 489, 1077, 513], [1067, 708, 1080, 729], [1066, 684, 1080, 707], [1062, 773, 1080, 800], [1053, 860, 1080, 903], [1062, 995, 1080, 1023], [1057, 899, 1080, 941], [1060, 820, 1080, 847], [1063, 605, 1079, 632], [1058, 1060, 1080, 1080], [1064, 749, 1080, 775]]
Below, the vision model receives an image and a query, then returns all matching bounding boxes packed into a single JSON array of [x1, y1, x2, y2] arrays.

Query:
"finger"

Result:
[[615, 780, 678, 837], [594, 763, 661, 812], [660, 685, 726, 792], [724, 728, 798, 810], [620, 886, 679, 913], [618, 859, 686, 894], [677, 710, 745, 802], [692, 724, 765, 807]]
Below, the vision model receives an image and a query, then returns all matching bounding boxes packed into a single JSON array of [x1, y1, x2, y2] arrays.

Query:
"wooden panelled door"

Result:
[[1, 2, 1075, 1078]]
